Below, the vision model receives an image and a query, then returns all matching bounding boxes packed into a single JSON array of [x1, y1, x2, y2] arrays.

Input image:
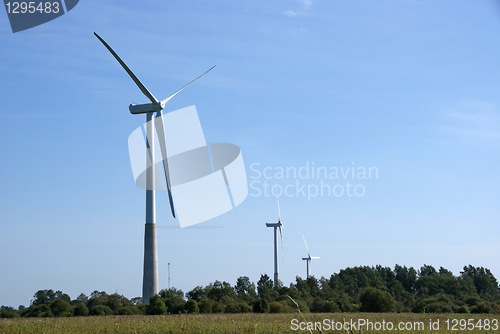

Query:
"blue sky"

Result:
[[1, 0, 499, 307]]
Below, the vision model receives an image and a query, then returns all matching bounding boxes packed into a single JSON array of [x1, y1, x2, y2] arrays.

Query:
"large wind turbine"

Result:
[[94, 32, 215, 303], [266, 196, 284, 288], [302, 235, 320, 278]]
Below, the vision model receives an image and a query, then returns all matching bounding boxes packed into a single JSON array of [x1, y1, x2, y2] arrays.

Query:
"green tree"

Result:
[[76, 293, 88, 304], [269, 301, 294, 313], [224, 302, 252, 313], [198, 298, 215, 313], [394, 265, 417, 292], [207, 281, 235, 301], [0, 306, 20, 318], [87, 291, 110, 310], [72, 303, 89, 316], [252, 298, 269, 313], [235, 276, 257, 302], [359, 287, 396, 312], [32, 289, 56, 306], [89, 305, 113, 316], [257, 274, 274, 299], [146, 295, 167, 315], [461, 266, 499, 301], [186, 286, 206, 302], [23, 304, 52, 317], [159, 288, 185, 314], [184, 299, 199, 314], [50, 299, 72, 317]]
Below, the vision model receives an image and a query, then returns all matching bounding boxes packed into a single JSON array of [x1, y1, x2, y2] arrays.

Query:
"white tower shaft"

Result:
[[307, 259, 310, 278], [143, 112, 158, 303], [273, 226, 279, 288]]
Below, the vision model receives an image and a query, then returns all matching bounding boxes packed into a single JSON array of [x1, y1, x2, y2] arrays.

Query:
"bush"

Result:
[[72, 303, 89, 316], [269, 301, 294, 313], [0, 306, 19, 318], [115, 306, 140, 315], [471, 302, 492, 314], [23, 304, 52, 317], [89, 305, 113, 316], [146, 295, 167, 315], [321, 301, 340, 313], [50, 300, 72, 317], [456, 305, 470, 314], [198, 298, 215, 314], [225, 302, 252, 313], [359, 287, 396, 312], [212, 301, 224, 313], [252, 298, 269, 313], [184, 299, 199, 314], [426, 301, 452, 313]]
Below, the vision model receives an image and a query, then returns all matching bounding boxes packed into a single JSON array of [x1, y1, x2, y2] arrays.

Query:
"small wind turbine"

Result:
[[94, 32, 215, 303], [302, 235, 320, 278], [266, 196, 284, 288]]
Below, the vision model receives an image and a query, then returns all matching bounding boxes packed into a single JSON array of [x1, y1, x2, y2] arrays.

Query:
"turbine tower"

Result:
[[302, 235, 320, 278], [94, 33, 214, 303], [266, 196, 284, 288]]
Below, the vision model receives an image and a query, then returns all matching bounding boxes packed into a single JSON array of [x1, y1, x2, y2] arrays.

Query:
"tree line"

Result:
[[1, 264, 499, 318]]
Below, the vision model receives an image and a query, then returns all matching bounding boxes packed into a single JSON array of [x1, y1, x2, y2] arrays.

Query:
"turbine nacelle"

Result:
[[129, 102, 164, 114]]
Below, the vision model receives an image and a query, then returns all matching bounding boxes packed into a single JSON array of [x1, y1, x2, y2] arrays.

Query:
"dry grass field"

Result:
[[1, 313, 499, 334]]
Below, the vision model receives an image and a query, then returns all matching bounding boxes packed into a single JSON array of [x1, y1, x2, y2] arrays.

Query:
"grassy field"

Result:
[[1, 313, 499, 334]]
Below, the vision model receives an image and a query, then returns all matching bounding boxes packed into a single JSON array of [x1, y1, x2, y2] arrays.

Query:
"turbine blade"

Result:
[[161, 65, 216, 105], [302, 235, 311, 258], [155, 111, 175, 218], [94, 32, 159, 104], [311, 257, 320, 259]]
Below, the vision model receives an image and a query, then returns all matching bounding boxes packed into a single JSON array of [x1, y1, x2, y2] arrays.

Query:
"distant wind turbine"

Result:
[[266, 196, 284, 288], [94, 32, 215, 303], [302, 235, 320, 278]]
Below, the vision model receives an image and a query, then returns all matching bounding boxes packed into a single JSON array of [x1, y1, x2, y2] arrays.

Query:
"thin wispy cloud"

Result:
[[298, 0, 314, 9], [283, 0, 314, 17], [439, 101, 500, 143]]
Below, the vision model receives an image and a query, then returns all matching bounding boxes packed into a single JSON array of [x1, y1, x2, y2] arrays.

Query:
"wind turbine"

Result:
[[94, 32, 215, 304], [302, 235, 320, 278], [266, 196, 284, 288]]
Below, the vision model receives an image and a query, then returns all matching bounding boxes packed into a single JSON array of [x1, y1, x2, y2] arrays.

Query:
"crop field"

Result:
[[1, 313, 499, 334]]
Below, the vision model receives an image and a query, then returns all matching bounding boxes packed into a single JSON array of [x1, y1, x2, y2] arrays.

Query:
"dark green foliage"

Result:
[[269, 301, 293, 313], [426, 301, 453, 313], [89, 305, 113, 316], [72, 303, 89, 316], [252, 298, 269, 313], [198, 298, 216, 313], [235, 276, 257, 302], [359, 287, 396, 312], [461, 265, 499, 301], [50, 299, 72, 317], [4, 264, 499, 317], [22, 304, 52, 317], [159, 288, 185, 314], [0, 306, 20, 318], [184, 299, 199, 314], [224, 302, 252, 313], [186, 286, 205, 302], [146, 295, 167, 315], [257, 274, 273, 299], [321, 301, 340, 313], [394, 265, 417, 292], [470, 302, 493, 314], [211, 301, 224, 313]]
